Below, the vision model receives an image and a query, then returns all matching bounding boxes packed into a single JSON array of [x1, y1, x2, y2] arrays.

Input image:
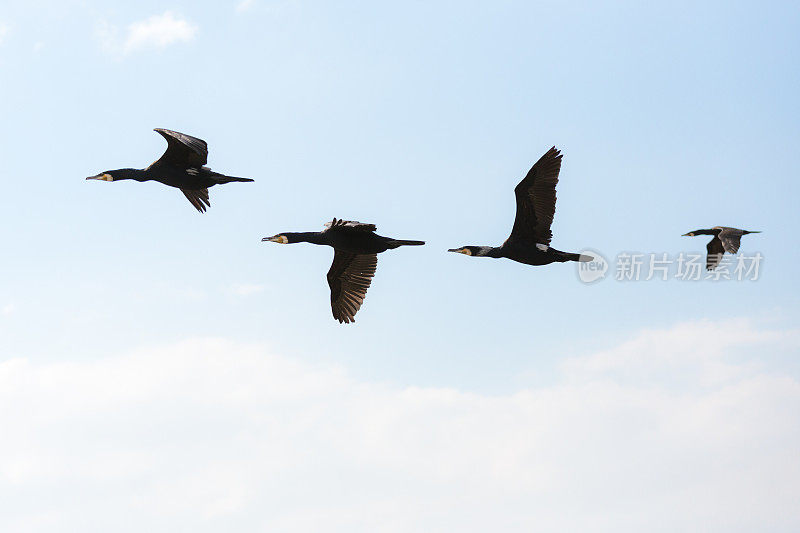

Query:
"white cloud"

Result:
[[124, 11, 197, 53], [97, 12, 197, 56], [562, 318, 799, 387], [235, 0, 297, 16], [235, 0, 257, 13], [0, 320, 799, 532]]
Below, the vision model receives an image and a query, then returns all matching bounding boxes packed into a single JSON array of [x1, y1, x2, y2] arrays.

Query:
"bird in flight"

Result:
[[263, 218, 424, 323], [86, 128, 253, 213], [682, 226, 761, 270], [448, 146, 592, 266]]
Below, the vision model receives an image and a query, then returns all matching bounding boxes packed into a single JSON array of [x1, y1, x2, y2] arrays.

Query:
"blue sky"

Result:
[[1, 1, 799, 531]]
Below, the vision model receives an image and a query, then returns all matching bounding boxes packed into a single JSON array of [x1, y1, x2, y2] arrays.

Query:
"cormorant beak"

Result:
[[681, 233, 693, 237], [86, 173, 114, 181], [447, 248, 471, 255], [262, 235, 289, 244]]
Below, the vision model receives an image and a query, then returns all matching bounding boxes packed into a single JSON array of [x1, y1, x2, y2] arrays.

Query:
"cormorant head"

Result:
[[262, 232, 325, 245], [86, 168, 140, 182], [262, 234, 290, 244], [682, 229, 714, 237], [86, 171, 116, 182], [447, 246, 477, 256]]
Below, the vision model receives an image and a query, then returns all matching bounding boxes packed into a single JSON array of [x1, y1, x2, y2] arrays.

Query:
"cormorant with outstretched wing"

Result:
[[87, 128, 253, 213], [263, 218, 424, 323], [448, 146, 592, 265], [682, 226, 761, 270]]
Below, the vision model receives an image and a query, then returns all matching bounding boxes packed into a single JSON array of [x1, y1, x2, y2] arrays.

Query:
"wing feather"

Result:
[[324, 218, 377, 232], [706, 236, 725, 271], [148, 128, 208, 168], [717, 227, 744, 254], [326, 252, 378, 324], [508, 146, 563, 246], [181, 188, 210, 213]]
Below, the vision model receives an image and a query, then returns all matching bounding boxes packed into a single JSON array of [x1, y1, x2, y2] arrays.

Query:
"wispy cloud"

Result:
[[1, 320, 798, 531], [97, 12, 197, 57], [124, 11, 197, 52], [235, 0, 257, 13], [235, 0, 297, 15]]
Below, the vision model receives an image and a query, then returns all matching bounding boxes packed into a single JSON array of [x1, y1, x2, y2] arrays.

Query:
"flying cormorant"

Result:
[[86, 128, 253, 213], [448, 146, 592, 266], [682, 226, 761, 270], [263, 218, 424, 323]]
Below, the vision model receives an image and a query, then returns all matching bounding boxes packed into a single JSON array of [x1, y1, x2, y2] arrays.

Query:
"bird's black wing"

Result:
[[706, 236, 725, 270], [148, 128, 208, 169], [327, 251, 378, 324], [324, 218, 377, 232], [508, 146, 563, 246], [717, 227, 744, 254], [181, 188, 210, 213]]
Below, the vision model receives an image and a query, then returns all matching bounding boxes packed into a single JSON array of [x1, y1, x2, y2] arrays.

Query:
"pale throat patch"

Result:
[[274, 235, 289, 244], [459, 248, 472, 256]]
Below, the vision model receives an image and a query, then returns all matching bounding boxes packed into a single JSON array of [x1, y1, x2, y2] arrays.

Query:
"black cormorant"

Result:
[[263, 218, 424, 323], [448, 146, 592, 266], [86, 128, 253, 213], [682, 226, 761, 270]]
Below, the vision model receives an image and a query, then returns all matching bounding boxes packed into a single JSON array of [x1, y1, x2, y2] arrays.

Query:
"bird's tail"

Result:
[[559, 252, 593, 262], [387, 239, 425, 248], [214, 175, 254, 184]]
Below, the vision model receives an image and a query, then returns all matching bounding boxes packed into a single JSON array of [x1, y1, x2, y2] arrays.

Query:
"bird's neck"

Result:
[[476, 246, 503, 258], [286, 232, 326, 245], [114, 168, 149, 182]]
